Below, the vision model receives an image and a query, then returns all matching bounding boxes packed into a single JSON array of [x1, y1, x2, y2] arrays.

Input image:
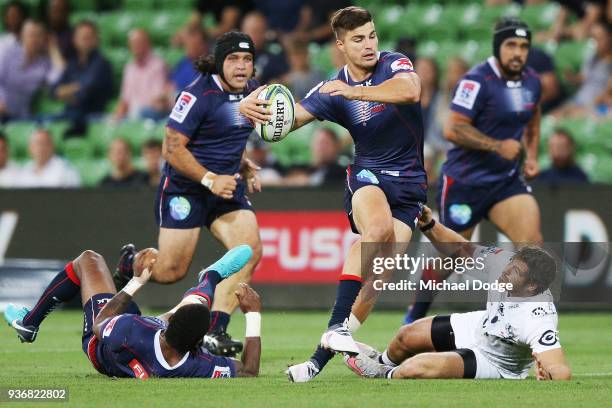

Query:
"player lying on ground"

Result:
[[4, 245, 262, 378], [241, 6, 426, 382], [341, 206, 571, 380], [405, 17, 544, 324]]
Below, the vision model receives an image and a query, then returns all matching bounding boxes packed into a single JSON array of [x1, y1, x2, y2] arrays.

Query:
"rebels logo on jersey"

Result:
[[390, 57, 414, 72]]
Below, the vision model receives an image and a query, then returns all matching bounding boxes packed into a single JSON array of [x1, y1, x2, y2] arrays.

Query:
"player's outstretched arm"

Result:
[[418, 206, 477, 259], [522, 105, 541, 179], [319, 72, 421, 105], [92, 251, 156, 339], [233, 283, 262, 377], [163, 127, 238, 199], [292, 103, 317, 131], [444, 111, 522, 161], [533, 349, 572, 381]]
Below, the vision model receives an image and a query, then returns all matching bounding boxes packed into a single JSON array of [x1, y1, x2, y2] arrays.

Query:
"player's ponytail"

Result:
[[194, 54, 217, 75]]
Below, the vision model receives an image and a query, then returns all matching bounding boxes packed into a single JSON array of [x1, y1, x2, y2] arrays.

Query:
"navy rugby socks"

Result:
[[23, 262, 80, 327], [310, 275, 362, 370]]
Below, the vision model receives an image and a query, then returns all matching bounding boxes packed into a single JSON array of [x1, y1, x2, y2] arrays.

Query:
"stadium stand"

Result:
[[0, 0, 610, 186]]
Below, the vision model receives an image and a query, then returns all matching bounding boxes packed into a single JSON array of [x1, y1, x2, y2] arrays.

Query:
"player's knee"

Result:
[[397, 324, 417, 348], [75, 250, 103, 267], [362, 221, 394, 243], [250, 240, 263, 265], [154, 261, 188, 284]]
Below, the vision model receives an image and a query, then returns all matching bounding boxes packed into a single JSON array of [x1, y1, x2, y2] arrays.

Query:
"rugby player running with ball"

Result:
[[241, 6, 426, 382]]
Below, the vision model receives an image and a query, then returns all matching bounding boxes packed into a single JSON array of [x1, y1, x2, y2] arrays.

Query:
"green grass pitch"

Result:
[[1, 310, 611, 407]]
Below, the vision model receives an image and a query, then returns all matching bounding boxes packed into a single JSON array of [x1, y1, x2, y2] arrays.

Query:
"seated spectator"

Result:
[[255, 0, 305, 34], [292, 0, 352, 44], [553, 20, 612, 118], [415, 57, 441, 146], [18, 129, 80, 188], [141, 139, 163, 187], [171, 25, 208, 92], [537, 129, 589, 184], [527, 47, 563, 113], [246, 136, 283, 186], [593, 77, 612, 117], [113, 29, 170, 121], [191, 0, 254, 39], [536, 0, 605, 42], [282, 37, 325, 99], [45, 0, 74, 60], [309, 127, 346, 186], [0, 0, 28, 57], [0, 19, 58, 122], [52, 20, 113, 136], [241, 11, 289, 83], [0, 132, 21, 187], [99, 138, 148, 188]]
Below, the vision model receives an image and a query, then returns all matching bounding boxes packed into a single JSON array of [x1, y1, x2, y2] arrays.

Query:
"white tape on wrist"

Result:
[[122, 279, 144, 297], [201, 172, 216, 190], [245, 312, 261, 337]]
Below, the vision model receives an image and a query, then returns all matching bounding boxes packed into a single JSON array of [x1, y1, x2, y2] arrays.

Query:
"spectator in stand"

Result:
[[241, 11, 289, 83], [527, 47, 563, 113], [308, 127, 346, 186], [171, 25, 208, 92], [255, 0, 306, 34], [18, 129, 80, 188], [0, 0, 28, 57], [191, 0, 254, 39], [537, 129, 589, 184], [553, 20, 612, 118], [0, 132, 21, 188], [427, 56, 469, 155], [44, 0, 74, 60], [593, 77, 612, 117], [51, 20, 113, 136], [246, 136, 283, 186], [282, 37, 325, 99], [99, 138, 148, 188], [113, 29, 170, 121], [415, 57, 442, 147], [0, 20, 60, 123], [292, 0, 352, 44], [536, 0, 605, 42], [141, 139, 163, 187]]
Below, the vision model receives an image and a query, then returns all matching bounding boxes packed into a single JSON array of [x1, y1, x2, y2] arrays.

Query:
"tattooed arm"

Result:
[[163, 127, 208, 183], [163, 127, 237, 198], [444, 111, 522, 161]]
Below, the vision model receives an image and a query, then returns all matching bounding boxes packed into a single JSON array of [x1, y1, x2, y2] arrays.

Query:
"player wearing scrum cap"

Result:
[[113, 31, 268, 358], [405, 18, 546, 324], [343, 206, 571, 381], [241, 6, 427, 382]]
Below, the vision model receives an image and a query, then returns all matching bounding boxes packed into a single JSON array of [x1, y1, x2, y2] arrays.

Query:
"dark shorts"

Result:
[[430, 315, 477, 379], [155, 175, 254, 229], [81, 293, 141, 375], [436, 172, 532, 232], [344, 166, 427, 234]]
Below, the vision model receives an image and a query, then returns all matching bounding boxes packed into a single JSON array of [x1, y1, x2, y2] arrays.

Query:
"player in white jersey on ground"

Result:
[[343, 206, 571, 380]]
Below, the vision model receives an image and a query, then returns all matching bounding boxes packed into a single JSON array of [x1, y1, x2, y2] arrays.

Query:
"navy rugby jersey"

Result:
[[96, 314, 236, 378], [165, 74, 258, 183], [300, 51, 426, 183], [442, 57, 541, 184]]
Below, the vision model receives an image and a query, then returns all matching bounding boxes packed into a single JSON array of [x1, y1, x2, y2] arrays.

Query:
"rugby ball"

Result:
[[255, 84, 295, 143]]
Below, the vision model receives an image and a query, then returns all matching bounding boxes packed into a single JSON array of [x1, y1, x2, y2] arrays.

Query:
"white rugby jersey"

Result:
[[471, 246, 561, 379]]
